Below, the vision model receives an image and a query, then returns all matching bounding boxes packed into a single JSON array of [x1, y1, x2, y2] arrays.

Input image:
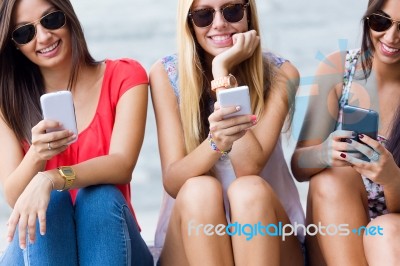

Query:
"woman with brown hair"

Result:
[[0, 0, 152, 264]]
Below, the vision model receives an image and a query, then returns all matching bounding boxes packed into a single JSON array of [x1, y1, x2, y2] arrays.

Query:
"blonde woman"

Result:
[[150, 0, 305, 265]]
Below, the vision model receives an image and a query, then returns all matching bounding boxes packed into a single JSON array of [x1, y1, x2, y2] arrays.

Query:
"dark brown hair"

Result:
[[0, 0, 98, 144], [360, 0, 400, 166], [360, 0, 384, 78]]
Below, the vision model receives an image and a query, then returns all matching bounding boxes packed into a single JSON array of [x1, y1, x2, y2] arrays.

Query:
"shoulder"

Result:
[[102, 59, 148, 103], [314, 50, 349, 76], [150, 54, 177, 75], [279, 61, 299, 86], [264, 51, 299, 90], [149, 58, 174, 94], [105, 58, 147, 79], [264, 51, 287, 68]]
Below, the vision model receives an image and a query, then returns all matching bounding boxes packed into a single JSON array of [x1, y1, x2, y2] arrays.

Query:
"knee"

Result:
[[75, 185, 126, 220], [364, 214, 400, 245], [227, 175, 274, 212], [309, 168, 362, 204], [176, 176, 223, 216]]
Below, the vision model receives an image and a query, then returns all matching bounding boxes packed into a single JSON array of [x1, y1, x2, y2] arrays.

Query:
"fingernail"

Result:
[[340, 153, 346, 158], [6, 236, 12, 242], [20, 244, 25, 250], [250, 115, 257, 122], [359, 134, 364, 139], [345, 139, 352, 144], [235, 106, 241, 111]]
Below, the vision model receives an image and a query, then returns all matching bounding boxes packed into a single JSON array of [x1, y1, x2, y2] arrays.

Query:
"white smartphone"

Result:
[[40, 91, 78, 143], [217, 85, 252, 119]]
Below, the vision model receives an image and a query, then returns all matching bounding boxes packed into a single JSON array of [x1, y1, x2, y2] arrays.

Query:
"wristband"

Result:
[[211, 74, 238, 92], [207, 132, 232, 156]]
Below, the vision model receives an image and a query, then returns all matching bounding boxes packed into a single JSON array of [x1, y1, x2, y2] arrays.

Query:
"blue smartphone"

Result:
[[342, 105, 379, 161], [342, 105, 379, 140]]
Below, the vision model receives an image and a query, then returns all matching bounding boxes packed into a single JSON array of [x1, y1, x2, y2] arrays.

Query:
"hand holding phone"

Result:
[[40, 91, 78, 143], [217, 85, 252, 119]]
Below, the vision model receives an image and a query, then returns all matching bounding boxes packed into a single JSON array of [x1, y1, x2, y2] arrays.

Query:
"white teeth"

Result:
[[39, 41, 59, 53], [211, 35, 230, 41], [382, 43, 400, 53]]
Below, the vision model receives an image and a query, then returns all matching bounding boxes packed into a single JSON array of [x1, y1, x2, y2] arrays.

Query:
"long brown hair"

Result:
[[360, 0, 400, 166], [0, 0, 98, 144]]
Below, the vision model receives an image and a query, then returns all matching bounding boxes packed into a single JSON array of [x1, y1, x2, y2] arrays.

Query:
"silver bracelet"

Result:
[[38, 171, 55, 190]]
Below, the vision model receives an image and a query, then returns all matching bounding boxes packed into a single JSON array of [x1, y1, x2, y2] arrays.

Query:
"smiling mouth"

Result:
[[210, 34, 233, 41], [38, 40, 60, 54], [381, 42, 400, 54]]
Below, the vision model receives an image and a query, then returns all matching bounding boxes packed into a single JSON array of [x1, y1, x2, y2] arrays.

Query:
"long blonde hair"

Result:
[[177, 0, 272, 153]]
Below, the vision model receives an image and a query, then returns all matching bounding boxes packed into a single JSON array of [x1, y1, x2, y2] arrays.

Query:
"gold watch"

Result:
[[211, 74, 238, 92], [57, 166, 76, 191]]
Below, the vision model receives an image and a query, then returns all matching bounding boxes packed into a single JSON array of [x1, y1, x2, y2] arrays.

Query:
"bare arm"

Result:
[[0, 84, 148, 206], [229, 62, 299, 175], [149, 61, 220, 198], [290, 51, 349, 182], [59, 83, 148, 188]]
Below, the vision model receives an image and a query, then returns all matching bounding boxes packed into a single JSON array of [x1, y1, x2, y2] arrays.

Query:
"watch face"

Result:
[[63, 168, 74, 175], [60, 167, 75, 177]]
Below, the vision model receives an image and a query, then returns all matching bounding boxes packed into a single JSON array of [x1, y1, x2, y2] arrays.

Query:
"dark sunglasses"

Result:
[[366, 13, 400, 32], [12, 10, 66, 45], [188, 2, 249, 28]]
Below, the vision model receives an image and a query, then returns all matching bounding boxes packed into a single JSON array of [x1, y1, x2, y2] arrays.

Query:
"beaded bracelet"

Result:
[[208, 132, 232, 156]]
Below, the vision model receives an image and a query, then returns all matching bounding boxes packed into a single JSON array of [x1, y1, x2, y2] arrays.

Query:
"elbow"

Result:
[[290, 156, 309, 183], [162, 166, 181, 199], [118, 156, 137, 184], [237, 161, 264, 176], [162, 175, 178, 199], [3, 183, 17, 208]]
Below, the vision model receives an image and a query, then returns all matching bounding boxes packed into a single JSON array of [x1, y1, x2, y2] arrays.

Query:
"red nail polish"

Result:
[[250, 115, 257, 122], [359, 134, 364, 139], [340, 153, 346, 158]]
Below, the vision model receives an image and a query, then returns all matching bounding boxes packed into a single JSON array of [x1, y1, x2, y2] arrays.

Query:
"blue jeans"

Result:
[[0, 185, 153, 266]]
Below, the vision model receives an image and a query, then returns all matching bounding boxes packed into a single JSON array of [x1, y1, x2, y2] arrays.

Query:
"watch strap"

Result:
[[211, 74, 237, 92]]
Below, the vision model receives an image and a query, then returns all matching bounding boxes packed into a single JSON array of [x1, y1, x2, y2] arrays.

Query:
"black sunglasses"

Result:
[[366, 13, 400, 32], [12, 10, 66, 45], [188, 2, 249, 28]]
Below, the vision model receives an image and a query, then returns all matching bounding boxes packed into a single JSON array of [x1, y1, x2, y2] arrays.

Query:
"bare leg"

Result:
[[159, 176, 234, 266], [228, 175, 303, 266], [364, 213, 400, 266], [307, 167, 369, 266]]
